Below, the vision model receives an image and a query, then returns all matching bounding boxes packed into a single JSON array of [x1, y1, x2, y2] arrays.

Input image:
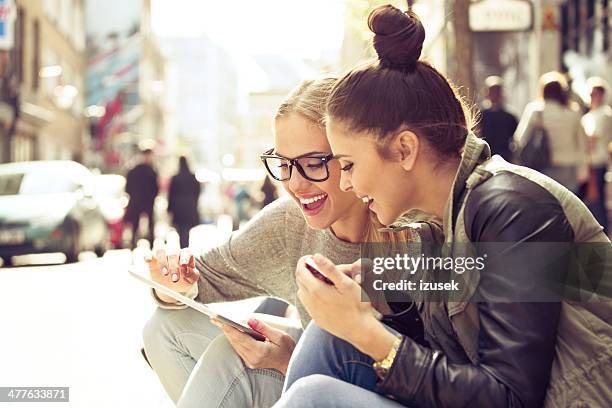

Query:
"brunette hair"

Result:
[[539, 71, 569, 106], [587, 76, 608, 96], [327, 5, 473, 159]]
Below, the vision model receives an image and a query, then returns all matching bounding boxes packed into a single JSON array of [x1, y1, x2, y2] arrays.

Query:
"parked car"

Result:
[[0, 161, 109, 265], [93, 174, 127, 249]]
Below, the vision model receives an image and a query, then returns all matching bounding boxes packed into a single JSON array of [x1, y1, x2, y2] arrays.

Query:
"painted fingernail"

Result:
[[171, 273, 179, 283], [247, 319, 259, 329], [161, 266, 168, 276]]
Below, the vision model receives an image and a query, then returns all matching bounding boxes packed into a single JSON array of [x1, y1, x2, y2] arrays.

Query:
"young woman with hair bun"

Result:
[[276, 5, 611, 408]]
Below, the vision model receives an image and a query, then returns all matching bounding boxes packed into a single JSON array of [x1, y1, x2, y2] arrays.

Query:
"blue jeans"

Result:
[[143, 298, 299, 407], [275, 322, 406, 408]]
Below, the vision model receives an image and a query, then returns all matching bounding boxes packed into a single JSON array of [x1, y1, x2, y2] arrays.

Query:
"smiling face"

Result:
[[326, 118, 420, 226], [274, 114, 364, 230]]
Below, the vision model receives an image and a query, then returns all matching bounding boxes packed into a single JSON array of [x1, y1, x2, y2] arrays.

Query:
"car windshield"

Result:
[[0, 173, 25, 195], [0, 170, 81, 195]]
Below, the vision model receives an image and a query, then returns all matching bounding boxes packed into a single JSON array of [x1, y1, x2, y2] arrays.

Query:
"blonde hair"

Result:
[[275, 77, 337, 127], [275, 77, 416, 244]]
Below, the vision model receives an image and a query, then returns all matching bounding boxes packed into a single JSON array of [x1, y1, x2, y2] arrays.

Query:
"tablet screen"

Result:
[[128, 268, 266, 342]]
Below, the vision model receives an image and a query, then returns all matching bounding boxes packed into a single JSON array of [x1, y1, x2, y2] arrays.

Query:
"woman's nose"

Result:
[[339, 172, 352, 192], [287, 167, 311, 192]]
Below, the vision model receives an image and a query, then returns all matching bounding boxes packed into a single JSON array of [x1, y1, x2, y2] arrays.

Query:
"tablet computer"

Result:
[[128, 267, 266, 342]]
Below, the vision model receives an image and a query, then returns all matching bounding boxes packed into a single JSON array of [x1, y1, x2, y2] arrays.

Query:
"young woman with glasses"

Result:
[[141, 77, 437, 408], [275, 5, 611, 408]]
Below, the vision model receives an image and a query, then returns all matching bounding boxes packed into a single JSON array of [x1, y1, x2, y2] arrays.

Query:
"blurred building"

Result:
[[341, 0, 609, 115], [236, 55, 316, 168], [158, 35, 240, 170], [239, 90, 285, 167], [469, 0, 610, 112], [85, 0, 167, 173], [558, 0, 611, 102], [1, 0, 87, 163]]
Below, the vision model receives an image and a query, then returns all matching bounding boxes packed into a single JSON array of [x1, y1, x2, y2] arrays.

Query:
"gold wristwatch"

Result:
[[373, 336, 402, 381]]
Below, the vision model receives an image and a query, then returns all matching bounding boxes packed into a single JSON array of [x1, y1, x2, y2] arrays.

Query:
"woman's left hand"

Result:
[[295, 254, 379, 346]]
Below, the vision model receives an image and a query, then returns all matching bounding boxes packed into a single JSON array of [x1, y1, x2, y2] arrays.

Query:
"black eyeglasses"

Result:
[[260, 148, 335, 182]]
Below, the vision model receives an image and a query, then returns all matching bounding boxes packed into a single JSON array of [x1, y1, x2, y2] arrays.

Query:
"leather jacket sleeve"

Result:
[[377, 172, 573, 407]]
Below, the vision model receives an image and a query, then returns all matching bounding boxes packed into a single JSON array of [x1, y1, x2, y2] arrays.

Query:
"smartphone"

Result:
[[304, 256, 334, 285]]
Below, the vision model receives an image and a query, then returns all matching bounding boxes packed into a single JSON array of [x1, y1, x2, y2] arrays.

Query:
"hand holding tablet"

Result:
[[145, 235, 199, 304], [128, 267, 266, 342]]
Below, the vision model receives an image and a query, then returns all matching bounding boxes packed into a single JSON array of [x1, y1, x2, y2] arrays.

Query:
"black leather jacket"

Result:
[[377, 172, 576, 407]]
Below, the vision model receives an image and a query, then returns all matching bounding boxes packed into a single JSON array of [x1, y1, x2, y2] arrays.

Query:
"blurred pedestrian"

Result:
[[514, 71, 589, 193], [125, 145, 159, 248], [167, 156, 201, 247], [478, 76, 518, 161], [582, 77, 612, 233], [233, 183, 254, 230], [259, 175, 278, 208]]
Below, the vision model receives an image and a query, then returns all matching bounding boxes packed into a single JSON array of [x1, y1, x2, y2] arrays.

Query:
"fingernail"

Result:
[[354, 274, 362, 284], [161, 266, 168, 276], [247, 319, 259, 329], [171, 273, 179, 282], [144, 255, 152, 262]]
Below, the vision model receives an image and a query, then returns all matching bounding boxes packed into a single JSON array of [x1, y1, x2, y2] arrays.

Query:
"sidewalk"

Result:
[[0, 250, 173, 407]]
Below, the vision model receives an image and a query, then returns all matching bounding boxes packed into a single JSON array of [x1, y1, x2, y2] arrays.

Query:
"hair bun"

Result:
[[368, 5, 425, 69]]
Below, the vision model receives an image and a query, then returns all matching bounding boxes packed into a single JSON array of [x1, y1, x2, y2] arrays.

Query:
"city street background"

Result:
[[0, 249, 173, 407], [0, 0, 610, 406]]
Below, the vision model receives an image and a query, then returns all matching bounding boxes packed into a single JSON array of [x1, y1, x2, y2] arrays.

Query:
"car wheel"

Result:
[[1, 256, 12, 267], [65, 229, 80, 263]]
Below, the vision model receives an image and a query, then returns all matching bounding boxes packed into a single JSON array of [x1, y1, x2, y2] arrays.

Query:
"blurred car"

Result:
[[0, 160, 109, 265], [93, 174, 127, 249]]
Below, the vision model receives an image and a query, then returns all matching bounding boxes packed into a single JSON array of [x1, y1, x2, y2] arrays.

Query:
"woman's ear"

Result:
[[392, 130, 419, 171]]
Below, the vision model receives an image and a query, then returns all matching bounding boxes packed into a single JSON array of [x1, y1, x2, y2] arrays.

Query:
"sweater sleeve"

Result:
[[154, 197, 296, 309]]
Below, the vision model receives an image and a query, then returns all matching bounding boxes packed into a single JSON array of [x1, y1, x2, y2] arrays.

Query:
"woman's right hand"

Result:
[[212, 318, 296, 375], [145, 242, 200, 304]]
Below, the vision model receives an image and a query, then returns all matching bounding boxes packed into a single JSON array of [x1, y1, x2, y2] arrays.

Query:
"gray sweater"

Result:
[[156, 196, 362, 326]]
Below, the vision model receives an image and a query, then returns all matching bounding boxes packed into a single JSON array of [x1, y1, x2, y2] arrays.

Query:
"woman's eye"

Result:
[[306, 163, 324, 169], [340, 163, 353, 172]]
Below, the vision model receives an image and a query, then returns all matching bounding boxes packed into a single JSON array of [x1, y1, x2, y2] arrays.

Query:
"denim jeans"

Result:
[[143, 298, 296, 407], [275, 322, 406, 407]]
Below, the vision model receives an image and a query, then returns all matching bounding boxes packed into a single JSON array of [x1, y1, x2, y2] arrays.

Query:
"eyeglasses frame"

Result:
[[260, 148, 335, 182]]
